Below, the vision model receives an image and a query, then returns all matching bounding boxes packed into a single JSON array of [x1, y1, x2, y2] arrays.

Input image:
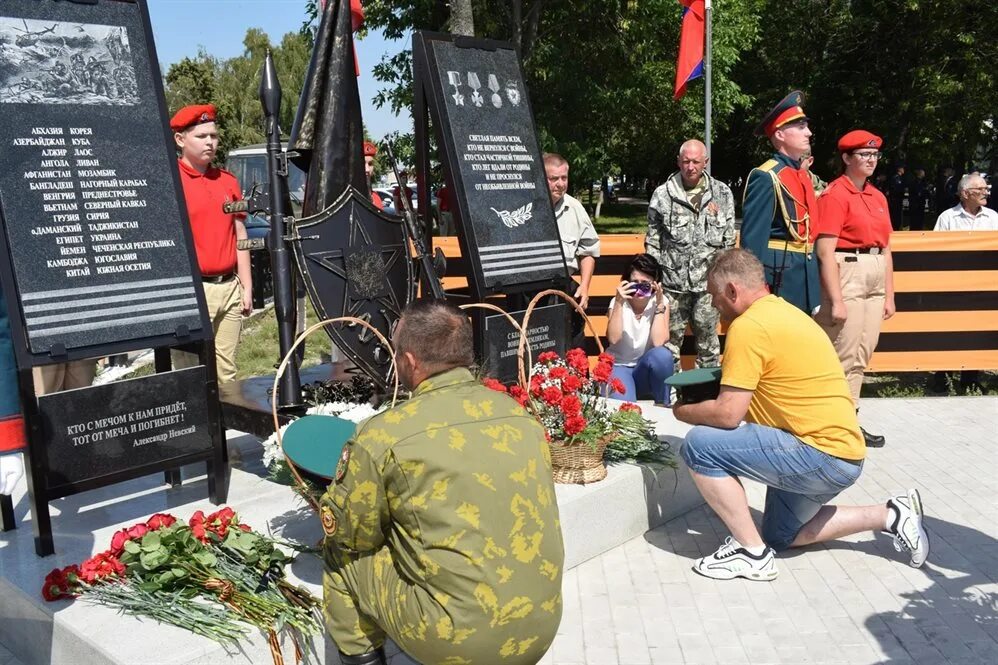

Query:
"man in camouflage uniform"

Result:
[[320, 299, 564, 665], [646, 139, 735, 368]]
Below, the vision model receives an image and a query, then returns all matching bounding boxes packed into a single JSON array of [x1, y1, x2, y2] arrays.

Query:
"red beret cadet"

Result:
[[363, 141, 377, 157], [169, 104, 217, 132], [837, 130, 883, 152]]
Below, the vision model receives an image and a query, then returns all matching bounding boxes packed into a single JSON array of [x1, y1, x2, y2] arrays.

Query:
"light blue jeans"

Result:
[[682, 423, 864, 550], [609, 346, 675, 405]]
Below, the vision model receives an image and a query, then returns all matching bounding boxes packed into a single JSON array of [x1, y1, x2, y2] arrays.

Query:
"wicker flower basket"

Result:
[[548, 433, 615, 484]]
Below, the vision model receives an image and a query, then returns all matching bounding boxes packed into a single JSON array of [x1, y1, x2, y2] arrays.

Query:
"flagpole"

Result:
[[704, 0, 712, 173]]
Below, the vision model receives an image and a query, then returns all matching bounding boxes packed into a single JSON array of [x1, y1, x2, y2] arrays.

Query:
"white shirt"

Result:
[[933, 204, 998, 231], [553, 193, 601, 273], [605, 298, 656, 366]]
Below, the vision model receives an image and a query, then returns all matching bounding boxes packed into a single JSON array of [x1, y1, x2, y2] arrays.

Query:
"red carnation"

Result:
[[619, 402, 642, 414], [79, 551, 125, 583], [549, 366, 568, 380], [566, 348, 587, 362], [566, 350, 589, 375], [563, 415, 587, 436], [529, 373, 544, 397], [610, 378, 627, 396], [189, 510, 208, 542], [109, 528, 131, 556], [41, 565, 80, 601], [482, 377, 507, 393], [542, 386, 563, 406], [593, 362, 613, 383], [537, 351, 559, 363], [598, 352, 616, 365], [126, 523, 149, 541], [562, 374, 582, 392], [508, 385, 529, 407], [146, 513, 177, 530], [560, 394, 582, 416]]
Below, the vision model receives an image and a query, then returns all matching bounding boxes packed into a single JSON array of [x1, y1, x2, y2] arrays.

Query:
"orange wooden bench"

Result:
[[432, 231, 998, 372]]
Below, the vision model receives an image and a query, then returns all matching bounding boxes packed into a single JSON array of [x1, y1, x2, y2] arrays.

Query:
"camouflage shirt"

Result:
[[321, 367, 564, 658], [645, 172, 736, 292]]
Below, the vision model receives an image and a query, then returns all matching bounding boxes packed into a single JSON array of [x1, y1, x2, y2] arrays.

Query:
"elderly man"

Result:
[[170, 104, 251, 383], [544, 153, 600, 310], [320, 299, 564, 665], [932, 173, 996, 393], [646, 139, 735, 369], [673, 249, 928, 581], [740, 91, 820, 315], [934, 172, 998, 231]]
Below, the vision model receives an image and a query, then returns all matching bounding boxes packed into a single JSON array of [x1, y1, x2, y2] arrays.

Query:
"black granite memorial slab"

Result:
[[481, 303, 568, 384], [413, 32, 569, 299], [0, 0, 207, 362], [38, 366, 211, 493]]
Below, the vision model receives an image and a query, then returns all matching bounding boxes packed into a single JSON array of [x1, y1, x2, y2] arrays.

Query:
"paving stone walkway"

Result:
[[3, 397, 995, 665]]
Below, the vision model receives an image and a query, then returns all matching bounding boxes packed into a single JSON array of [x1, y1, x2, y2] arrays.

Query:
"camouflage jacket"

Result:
[[321, 367, 564, 631], [645, 172, 736, 293]]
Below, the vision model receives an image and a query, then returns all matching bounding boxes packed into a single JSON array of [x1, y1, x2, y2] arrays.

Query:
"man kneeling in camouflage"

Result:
[[321, 299, 565, 665]]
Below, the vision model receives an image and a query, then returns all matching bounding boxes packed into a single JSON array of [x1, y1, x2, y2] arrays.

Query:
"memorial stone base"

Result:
[[0, 404, 701, 665]]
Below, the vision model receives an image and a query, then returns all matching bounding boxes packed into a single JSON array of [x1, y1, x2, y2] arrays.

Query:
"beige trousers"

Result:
[[173, 279, 242, 383], [818, 253, 886, 404], [33, 360, 97, 396]]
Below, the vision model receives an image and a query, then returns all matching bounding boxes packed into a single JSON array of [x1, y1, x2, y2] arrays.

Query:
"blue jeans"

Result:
[[609, 346, 675, 405], [682, 423, 864, 550]]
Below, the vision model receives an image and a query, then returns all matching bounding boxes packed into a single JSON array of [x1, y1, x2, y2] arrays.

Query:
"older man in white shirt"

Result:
[[933, 173, 998, 231]]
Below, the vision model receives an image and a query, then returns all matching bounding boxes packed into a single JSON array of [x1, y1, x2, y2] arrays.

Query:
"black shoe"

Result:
[[862, 427, 886, 448], [338, 647, 387, 665]]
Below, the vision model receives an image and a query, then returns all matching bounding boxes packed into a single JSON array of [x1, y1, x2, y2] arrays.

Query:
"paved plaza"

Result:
[[2, 396, 995, 665]]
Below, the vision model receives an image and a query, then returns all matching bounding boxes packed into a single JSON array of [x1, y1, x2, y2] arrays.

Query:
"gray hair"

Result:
[[707, 248, 766, 290], [957, 173, 986, 193]]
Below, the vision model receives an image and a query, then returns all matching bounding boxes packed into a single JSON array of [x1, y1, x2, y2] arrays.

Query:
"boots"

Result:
[[861, 426, 886, 448], [337, 647, 387, 665]]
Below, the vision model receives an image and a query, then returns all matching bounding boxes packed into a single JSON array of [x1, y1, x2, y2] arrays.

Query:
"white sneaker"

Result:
[[693, 537, 778, 581], [886, 488, 929, 567]]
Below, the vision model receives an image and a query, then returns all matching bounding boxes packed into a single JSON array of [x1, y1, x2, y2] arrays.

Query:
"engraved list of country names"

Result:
[[1, 120, 201, 354]]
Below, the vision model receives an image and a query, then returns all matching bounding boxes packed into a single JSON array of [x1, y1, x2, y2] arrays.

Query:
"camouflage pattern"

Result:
[[665, 290, 721, 369], [320, 367, 564, 664], [645, 172, 736, 293]]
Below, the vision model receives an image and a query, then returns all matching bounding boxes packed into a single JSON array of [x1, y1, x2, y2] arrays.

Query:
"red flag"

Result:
[[674, 0, 705, 100]]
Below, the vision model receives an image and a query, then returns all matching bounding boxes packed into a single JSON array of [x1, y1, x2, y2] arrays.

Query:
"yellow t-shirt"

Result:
[[721, 295, 864, 460]]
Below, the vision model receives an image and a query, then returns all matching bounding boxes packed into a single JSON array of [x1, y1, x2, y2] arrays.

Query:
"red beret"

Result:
[[837, 130, 882, 152], [363, 141, 377, 157], [170, 104, 217, 132]]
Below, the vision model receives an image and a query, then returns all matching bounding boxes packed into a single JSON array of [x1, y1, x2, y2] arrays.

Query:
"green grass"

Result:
[[234, 301, 327, 380], [860, 371, 995, 398], [587, 201, 649, 235]]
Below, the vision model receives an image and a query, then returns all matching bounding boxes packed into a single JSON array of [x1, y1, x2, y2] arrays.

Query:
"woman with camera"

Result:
[[606, 253, 675, 405], [815, 130, 895, 448]]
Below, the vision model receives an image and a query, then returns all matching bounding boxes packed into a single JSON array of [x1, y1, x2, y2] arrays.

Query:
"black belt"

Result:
[[836, 246, 882, 255], [202, 273, 235, 284]]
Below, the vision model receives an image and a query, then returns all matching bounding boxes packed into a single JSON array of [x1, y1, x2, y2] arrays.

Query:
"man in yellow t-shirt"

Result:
[[673, 249, 928, 581]]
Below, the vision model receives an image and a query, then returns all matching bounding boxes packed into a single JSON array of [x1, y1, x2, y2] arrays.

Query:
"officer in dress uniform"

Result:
[[740, 91, 820, 315]]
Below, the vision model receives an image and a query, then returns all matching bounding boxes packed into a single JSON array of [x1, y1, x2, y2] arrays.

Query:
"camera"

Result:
[[631, 281, 653, 298]]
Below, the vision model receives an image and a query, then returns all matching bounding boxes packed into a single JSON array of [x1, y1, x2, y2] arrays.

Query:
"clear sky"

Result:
[[145, 0, 410, 141]]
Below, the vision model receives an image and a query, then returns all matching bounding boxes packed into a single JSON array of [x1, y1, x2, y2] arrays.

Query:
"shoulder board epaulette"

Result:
[[756, 159, 779, 173]]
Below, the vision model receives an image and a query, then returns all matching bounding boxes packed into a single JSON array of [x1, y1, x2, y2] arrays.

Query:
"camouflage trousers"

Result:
[[665, 290, 721, 369], [323, 545, 558, 664]]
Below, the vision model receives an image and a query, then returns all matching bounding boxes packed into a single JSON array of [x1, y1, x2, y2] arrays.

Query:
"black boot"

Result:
[[337, 647, 387, 665], [861, 427, 886, 448]]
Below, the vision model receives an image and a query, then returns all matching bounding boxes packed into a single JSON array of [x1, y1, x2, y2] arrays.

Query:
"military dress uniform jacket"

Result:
[[320, 367, 564, 664], [646, 172, 736, 293], [740, 153, 821, 314]]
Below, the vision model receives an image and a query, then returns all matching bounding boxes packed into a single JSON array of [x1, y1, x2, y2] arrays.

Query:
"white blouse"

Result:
[[605, 298, 657, 367]]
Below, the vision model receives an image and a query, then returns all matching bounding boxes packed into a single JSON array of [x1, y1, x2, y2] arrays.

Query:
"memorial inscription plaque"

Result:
[[413, 32, 568, 299], [0, 0, 205, 360], [39, 367, 211, 491], [482, 303, 568, 384]]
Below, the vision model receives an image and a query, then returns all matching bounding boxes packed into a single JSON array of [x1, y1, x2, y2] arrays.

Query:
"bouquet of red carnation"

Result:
[[39, 507, 320, 663], [486, 348, 625, 450]]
